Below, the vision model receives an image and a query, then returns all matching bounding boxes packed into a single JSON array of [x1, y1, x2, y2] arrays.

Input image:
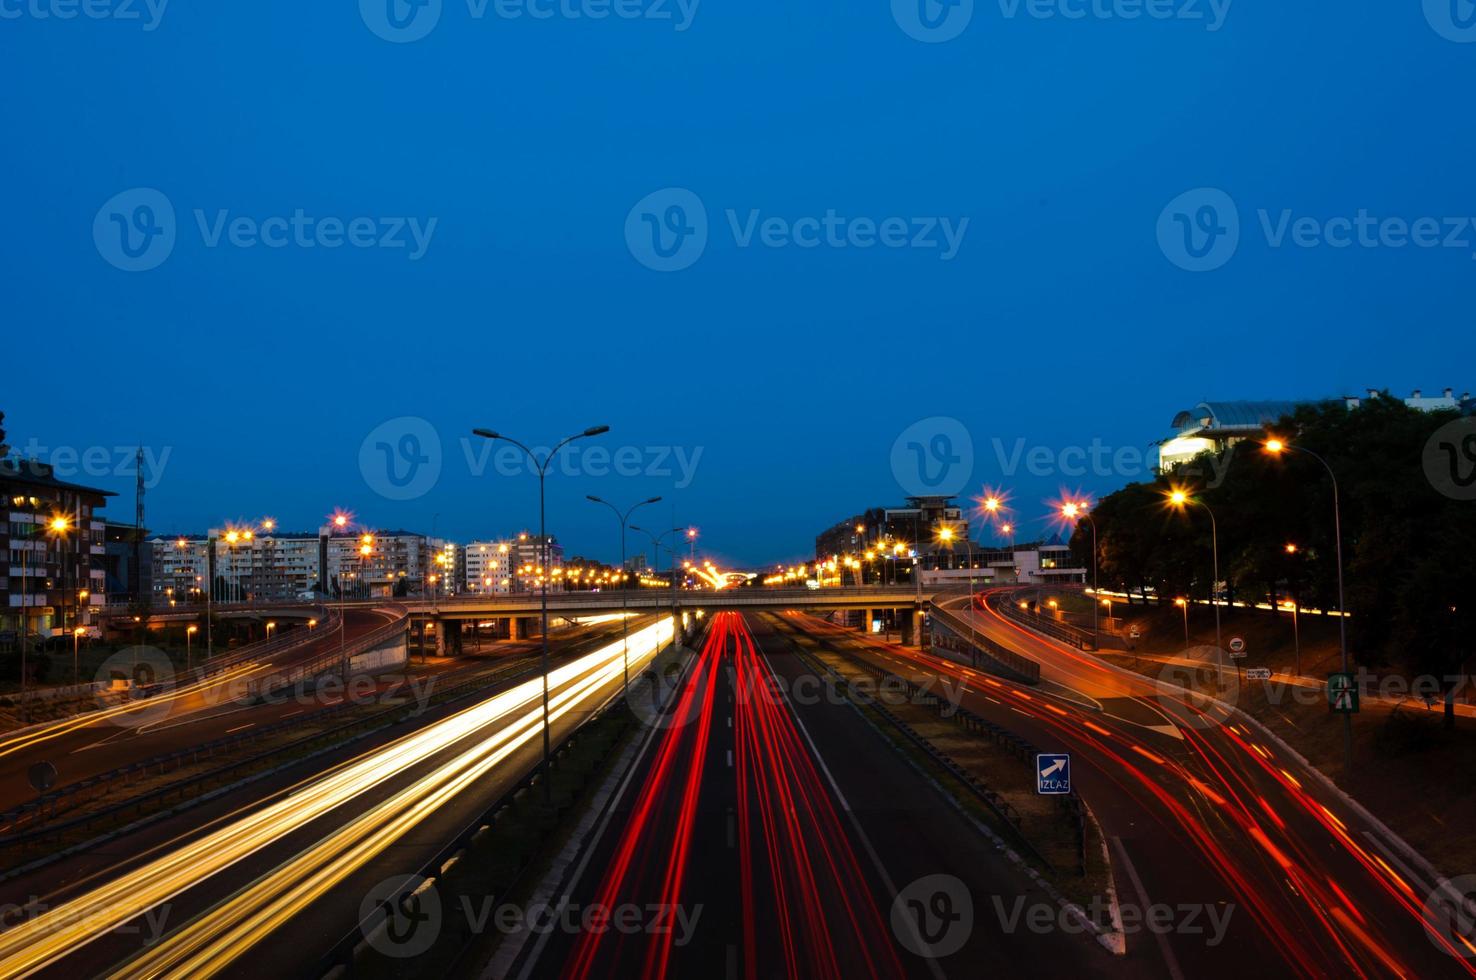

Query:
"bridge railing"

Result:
[[929, 606, 1042, 684], [993, 595, 1096, 650], [240, 605, 410, 697], [197, 606, 338, 678]]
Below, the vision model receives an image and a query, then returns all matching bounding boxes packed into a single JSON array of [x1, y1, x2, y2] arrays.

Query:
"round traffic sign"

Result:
[[1228, 636, 1246, 654]]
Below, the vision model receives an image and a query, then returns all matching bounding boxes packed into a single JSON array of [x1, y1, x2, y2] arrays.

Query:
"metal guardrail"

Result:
[[928, 607, 1042, 684], [240, 606, 410, 699], [995, 596, 1096, 651]]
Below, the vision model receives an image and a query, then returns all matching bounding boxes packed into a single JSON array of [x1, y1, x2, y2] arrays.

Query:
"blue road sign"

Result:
[[1036, 753, 1071, 795]]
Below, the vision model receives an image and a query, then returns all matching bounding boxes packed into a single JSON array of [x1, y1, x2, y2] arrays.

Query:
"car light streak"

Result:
[[0, 618, 674, 978]]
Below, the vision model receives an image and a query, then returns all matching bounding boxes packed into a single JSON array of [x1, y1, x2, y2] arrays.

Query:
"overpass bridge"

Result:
[[104, 586, 957, 657]]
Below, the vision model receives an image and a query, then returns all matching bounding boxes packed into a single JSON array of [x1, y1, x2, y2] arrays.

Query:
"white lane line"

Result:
[[1112, 837, 1185, 980]]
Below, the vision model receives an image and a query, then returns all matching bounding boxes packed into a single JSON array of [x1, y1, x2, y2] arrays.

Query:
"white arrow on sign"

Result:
[[1040, 758, 1067, 778]]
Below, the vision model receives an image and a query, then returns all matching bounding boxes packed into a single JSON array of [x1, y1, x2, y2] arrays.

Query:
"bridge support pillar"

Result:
[[434, 619, 446, 656], [861, 608, 874, 634], [899, 608, 918, 647]]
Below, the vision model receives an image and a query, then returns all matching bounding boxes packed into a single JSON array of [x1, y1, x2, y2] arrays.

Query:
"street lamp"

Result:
[[1264, 436, 1352, 776], [1061, 502, 1099, 641], [1167, 488, 1221, 652], [937, 524, 977, 655], [72, 626, 85, 687], [1282, 599, 1301, 675], [587, 494, 662, 697], [473, 424, 609, 796], [1174, 597, 1189, 646]]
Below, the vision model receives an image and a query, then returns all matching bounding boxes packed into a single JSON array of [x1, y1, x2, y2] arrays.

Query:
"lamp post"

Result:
[[1175, 597, 1189, 646], [1282, 600, 1301, 676], [473, 424, 609, 798], [71, 626, 84, 687], [1264, 437, 1352, 774], [938, 525, 977, 656], [588, 495, 662, 698], [1061, 502, 1099, 642], [1167, 489, 1222, 652], [186, 624, 197, 674]]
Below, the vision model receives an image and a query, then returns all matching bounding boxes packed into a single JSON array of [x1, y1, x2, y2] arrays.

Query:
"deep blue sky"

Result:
[[3, 3, 1472, 568]]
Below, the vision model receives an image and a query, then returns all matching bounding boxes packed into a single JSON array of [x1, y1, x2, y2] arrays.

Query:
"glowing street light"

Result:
[[1060, 501, 1100, 640], [1263, 435, 1351, 775], [473, 423, 609, 796], [1174, 597, 1189, 645], [1166, 487, 1221, 652]]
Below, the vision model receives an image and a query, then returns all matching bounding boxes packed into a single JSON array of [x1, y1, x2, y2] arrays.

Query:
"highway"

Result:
[[0, 607, 406, 809], [0, 616, 670, 977], [785, 592, 1476, 978], [519, 612, 1132, 979]]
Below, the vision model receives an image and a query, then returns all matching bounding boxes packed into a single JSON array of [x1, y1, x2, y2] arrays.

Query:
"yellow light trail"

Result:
[[0, 618, 674, 978], [0, 661, 267, 762]]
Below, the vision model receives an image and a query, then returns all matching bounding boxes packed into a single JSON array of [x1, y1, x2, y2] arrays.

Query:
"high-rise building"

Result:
[[2, 459, 110, 643]]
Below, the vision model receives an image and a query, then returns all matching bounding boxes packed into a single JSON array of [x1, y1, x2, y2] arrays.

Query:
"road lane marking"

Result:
[[1112, 837, 1185, 980]]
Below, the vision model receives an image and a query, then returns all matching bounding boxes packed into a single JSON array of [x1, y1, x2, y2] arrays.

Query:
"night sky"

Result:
[[3, 3, 1472, 566]]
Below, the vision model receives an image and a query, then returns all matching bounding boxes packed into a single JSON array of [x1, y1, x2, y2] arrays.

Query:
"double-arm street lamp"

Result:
[[587, 495, 662, 697], [473, 425, 609, 796]]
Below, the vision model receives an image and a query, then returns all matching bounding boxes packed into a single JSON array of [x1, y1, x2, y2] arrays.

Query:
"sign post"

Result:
[[1328, 672, 1360, 714]]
